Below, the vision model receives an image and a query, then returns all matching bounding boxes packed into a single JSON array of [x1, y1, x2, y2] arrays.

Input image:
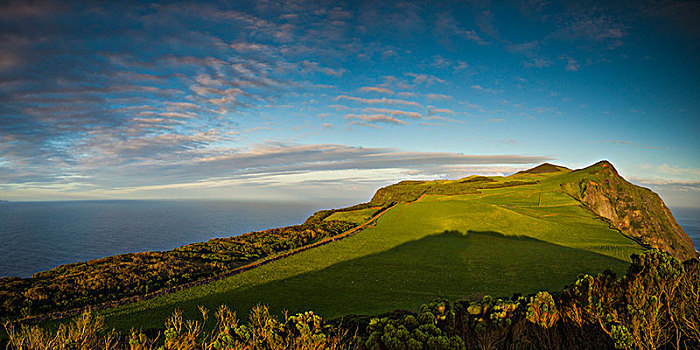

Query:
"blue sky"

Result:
[[1, 0, 698, 206]]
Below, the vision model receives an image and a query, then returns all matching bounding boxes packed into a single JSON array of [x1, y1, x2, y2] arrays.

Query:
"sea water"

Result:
[[0, 199, 358, 278], [671, 207, 700, 254]]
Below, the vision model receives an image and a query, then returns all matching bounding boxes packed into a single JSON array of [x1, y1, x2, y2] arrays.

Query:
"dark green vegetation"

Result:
[[5, 250, 699, 349], [5, 305, 354, 350]]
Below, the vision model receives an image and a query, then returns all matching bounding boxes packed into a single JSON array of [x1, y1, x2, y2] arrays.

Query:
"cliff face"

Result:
[[561, 161, 697, 260]]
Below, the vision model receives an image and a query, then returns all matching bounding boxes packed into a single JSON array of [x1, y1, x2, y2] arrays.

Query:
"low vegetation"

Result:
[[5, 250, 698, 349], [4, 305, 354, 350]]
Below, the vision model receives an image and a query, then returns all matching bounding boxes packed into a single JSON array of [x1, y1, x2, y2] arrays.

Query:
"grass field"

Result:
[[323, 207, 379, 225], [98, 173, 644, 331]]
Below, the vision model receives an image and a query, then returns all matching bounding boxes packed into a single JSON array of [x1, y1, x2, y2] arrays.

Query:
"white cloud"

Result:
[[639, 164, 700, 179], [344, 113, 408, 125], [335, 95, 421, 107], [362, 107, 422, 118], [405, 73, 446, 85], [359, 86, 394, 95], [427, 106, 455, 115], [425, 93, 451, 100]]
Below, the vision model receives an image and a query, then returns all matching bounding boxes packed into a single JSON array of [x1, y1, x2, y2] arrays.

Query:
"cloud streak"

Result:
[[335, 95, 421, 107], [362, 107, 422, 118], [344, 114, 408, 125], [0, 141, 553, 200], [360, 86, 394, 95]]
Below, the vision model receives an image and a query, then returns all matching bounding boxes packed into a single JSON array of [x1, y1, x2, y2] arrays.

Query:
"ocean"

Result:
[[670, 207, 700, 254], [0, 199, 358, 278], [0, 201, 698, 279]]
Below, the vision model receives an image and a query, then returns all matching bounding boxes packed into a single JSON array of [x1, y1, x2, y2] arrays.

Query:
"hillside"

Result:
[[95, 160, 687, 330], [369, 160, 695, 260], [515, 162, 571, 174]]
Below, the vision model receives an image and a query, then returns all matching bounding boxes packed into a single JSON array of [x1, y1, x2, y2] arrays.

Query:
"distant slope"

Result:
[[516, 162, 570, 174], [559, 161, 697, 260], [369, 177, 538, 204]]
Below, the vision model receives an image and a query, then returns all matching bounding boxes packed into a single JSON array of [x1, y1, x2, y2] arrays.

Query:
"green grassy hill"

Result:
[[96, 161, 668, 331]]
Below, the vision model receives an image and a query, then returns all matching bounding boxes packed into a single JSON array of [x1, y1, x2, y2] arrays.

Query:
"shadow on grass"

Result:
[[106, 230, 630, 330]]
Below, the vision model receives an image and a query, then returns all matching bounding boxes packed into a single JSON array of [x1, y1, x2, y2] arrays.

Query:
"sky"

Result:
[[0, 0, 698, 207]]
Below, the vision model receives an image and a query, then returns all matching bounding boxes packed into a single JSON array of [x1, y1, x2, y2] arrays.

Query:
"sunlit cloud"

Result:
[[344, 114, 408, 125], [362, 107, 422, 118], [427, 106, 455, 115], [425, 93, 451, 100], [359, 86, 395, 95], [470, 85, 498, 93], [335, 95, 421, 107], [431, 55, 468, 71], [405, 73, 446, 85], [301, 60, 346, 77]]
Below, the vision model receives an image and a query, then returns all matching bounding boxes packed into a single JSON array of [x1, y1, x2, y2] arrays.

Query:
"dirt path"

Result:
[[18, 204, 398, 325]]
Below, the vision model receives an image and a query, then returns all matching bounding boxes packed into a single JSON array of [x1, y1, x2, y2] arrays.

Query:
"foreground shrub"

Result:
[[362, 299, 465, 350], [4, 310, 119, 350], [4, 305, 353, 350]]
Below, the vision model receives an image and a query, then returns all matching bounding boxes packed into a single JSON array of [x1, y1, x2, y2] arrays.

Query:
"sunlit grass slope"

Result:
[[323, 207, 378, 225], [100, 171, 643, 331]]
